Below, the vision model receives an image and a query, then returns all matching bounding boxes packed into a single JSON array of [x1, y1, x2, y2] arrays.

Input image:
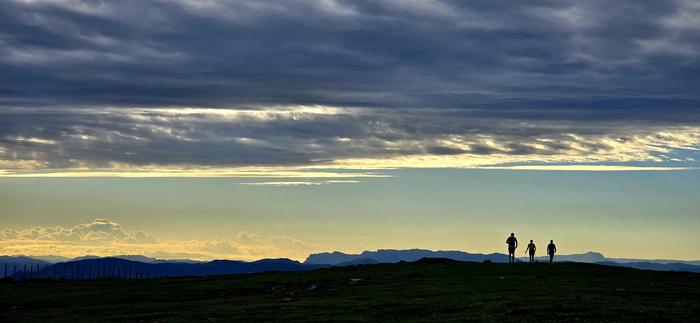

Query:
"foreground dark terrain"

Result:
[[1, 260, 698, 322]]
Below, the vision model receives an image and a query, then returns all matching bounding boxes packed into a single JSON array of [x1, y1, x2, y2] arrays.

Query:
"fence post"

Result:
[[23, 264, 27, 280], [53, 264, 57, 280], [3, 262, 6, 278]]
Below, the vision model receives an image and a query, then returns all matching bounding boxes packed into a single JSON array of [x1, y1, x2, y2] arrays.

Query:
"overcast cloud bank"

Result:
[[1, 0, 699, 174]]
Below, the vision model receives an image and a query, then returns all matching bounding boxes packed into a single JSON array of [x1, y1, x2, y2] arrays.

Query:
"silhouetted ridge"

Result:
[[595, 261, 700, 273], [416, 257, 459, 264], [6, 257, 327, 280], [305, 249, 510, 265], [303, 249, 700, 272], [4, 251, 700, 280], [0, 256, 51, 268], [336, 258, 379, 267]]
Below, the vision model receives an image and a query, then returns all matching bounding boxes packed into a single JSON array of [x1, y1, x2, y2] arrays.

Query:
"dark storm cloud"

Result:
[[1, 0, 699, 109], [1, 1, 699, 171]]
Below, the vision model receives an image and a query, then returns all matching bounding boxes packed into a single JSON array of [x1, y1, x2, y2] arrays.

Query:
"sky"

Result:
[[0, 0, 699, 261]]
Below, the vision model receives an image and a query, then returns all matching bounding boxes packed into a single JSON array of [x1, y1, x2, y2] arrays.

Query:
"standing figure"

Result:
[[547, 240, 557, 263], [506, 233, 518, 263], [525, 240, 536, 263]]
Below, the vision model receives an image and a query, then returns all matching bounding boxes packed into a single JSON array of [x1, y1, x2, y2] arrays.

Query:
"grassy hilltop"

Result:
[[1, 260, 698, 322]]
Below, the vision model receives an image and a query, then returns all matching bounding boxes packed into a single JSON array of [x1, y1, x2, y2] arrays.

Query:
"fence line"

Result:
[[0, 261, 153, 282]]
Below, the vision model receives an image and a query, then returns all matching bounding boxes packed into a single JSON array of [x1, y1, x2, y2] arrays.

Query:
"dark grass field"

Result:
[[1, 260, 699, 322]]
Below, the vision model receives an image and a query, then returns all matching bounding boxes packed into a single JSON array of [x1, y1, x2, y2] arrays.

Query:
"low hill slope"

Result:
[[1, 261, 698, 322]]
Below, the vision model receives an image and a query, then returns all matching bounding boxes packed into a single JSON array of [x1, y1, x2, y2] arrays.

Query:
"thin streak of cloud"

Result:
[[0, 168, 385, 178], [480, 165, 697, 171], [238, 180, 361, 186]]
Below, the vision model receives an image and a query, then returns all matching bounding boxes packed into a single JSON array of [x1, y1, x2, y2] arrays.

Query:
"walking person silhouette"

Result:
[[547, 240, 557, 263], [525, 239, 536, 263], [506, 233, 518, 263]]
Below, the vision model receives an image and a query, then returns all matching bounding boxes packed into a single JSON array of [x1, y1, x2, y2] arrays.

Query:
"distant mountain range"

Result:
[[522, 252, 700, 266], [69, 255, 204, 264], [2, 254, 203, 264], [2, 250, 698, 280], [596, 261, 700, 273], [2, 257, 325, 280], [0, 256, 52, 269], [304, 249, 511, 265], [303, 249, 700, 273]]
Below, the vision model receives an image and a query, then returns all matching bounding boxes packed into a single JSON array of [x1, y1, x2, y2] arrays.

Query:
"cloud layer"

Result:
[[1, 1, 699, 174], [0, 0, 699, 108], [0, 218, 317, 260], [0, 106, 698, 175]]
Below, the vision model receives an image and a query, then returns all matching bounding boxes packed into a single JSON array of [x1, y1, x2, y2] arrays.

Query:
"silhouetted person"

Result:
[[506, 233, 518, 263], [525, 239, 536, 263], [547, 240, 557, 263]]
